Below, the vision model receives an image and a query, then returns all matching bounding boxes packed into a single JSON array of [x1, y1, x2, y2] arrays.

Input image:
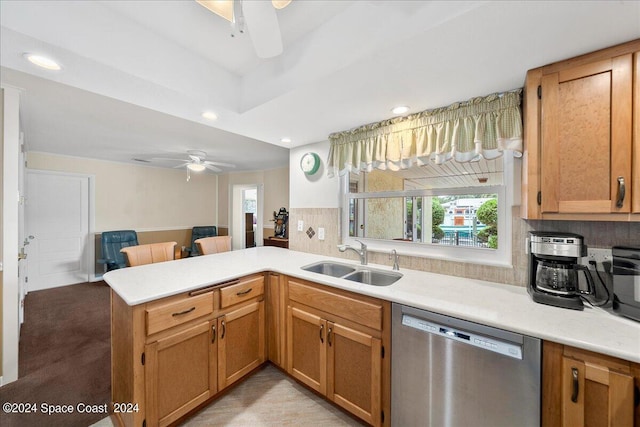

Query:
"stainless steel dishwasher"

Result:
[[392, 303, 541, 427]]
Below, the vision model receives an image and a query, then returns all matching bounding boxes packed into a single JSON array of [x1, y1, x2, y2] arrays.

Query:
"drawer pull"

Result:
[[172, 307, 196, 317], [571, 367, 579, 403], [328, 327, 333, 347], [211, 325, 216, 343], [236, 288, 253, 296], [319, 324, 324, 343], [221, 320, 226, 339]]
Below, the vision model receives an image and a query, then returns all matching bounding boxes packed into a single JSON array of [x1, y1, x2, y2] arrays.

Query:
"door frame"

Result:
[[230, 184, 263, 251], [24, 169, 96, 286]]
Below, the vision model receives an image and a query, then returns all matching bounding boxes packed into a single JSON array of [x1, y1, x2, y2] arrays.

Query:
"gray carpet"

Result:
[[0, 282, 111, 427]]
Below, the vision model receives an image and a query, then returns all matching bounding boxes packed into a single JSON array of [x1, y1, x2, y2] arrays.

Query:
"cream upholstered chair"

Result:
[[120, 241, 177, 267], [194, 236, 232, 255]]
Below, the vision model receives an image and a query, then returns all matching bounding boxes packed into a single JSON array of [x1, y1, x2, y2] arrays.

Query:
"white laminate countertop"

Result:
[[104, 246, 640, 363]]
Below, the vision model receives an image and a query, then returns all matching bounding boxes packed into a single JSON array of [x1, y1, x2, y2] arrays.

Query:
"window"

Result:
[[341, 153, 518, 267]]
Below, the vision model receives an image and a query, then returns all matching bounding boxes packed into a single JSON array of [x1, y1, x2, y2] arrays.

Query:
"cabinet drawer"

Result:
[[146, 292, 214, 336], [220, 275, 264, 308], [288, 280, 383, 331]]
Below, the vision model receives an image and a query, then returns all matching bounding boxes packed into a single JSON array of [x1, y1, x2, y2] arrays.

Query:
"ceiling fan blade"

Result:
[[204, 160, 236, 168], [188, 154, 202, 163], [204, 164, 222, 172], [150, 157, 189, 162], [242, 0, 283, 58], [173, 163, 190, 169]]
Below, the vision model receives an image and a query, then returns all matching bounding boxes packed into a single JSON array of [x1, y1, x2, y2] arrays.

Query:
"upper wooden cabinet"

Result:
[[522, 39, 640, 220]]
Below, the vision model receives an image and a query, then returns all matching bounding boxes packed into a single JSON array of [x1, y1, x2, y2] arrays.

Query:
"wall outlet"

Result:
[[297, 220, 304, 232], [586, 248, 612, 265], [318, 227, 325, 241]]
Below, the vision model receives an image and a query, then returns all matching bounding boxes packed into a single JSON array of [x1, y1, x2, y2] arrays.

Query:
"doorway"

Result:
[[231, 184, 263, 250], [24, 170, 94, 291]]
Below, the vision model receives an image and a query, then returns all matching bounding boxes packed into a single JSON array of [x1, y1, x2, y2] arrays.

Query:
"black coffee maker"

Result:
[[528, 231, 595, 310]]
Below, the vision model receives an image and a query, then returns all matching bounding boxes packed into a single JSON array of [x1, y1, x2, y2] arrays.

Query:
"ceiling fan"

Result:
[[196, 0, 293, 58], [140, 150, 236, 180]]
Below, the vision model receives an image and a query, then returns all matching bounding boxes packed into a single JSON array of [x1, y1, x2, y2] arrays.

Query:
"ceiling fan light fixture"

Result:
[[187, 163, 206, 172], [195, 0, 233, 22], [272, 0, 292, 9], [24, 53, 61, 71]]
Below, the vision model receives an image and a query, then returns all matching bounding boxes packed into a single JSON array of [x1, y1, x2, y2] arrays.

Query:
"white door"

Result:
[[25, 171, 90, 291]]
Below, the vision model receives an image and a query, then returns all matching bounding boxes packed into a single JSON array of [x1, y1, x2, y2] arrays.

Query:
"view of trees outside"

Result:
[[405, 194, 498, 248]]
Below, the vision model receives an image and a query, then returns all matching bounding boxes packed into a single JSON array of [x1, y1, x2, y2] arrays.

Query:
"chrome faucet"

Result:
[[390, 249, 400, 271], [338, 240, 368, 265]]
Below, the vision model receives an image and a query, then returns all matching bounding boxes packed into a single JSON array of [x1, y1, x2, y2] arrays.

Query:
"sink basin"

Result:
[[342, 269, 402, 286], [301, 262, 356, 278]]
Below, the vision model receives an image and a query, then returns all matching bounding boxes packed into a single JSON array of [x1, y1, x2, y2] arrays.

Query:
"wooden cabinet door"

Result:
[[287, 306, 327, 394], [217, 300, 265, 389], [145, 320, 217, 427], [561, 356, 634, 427], [327, 321, 381, 426], [541, 54, 633, 214]]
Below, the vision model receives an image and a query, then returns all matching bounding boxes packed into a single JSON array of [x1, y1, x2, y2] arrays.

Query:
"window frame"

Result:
[[340, 153, 518, 268]]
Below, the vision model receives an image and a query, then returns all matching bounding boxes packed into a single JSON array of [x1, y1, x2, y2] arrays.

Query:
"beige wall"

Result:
[[217, 167, 289, 231], [27, 152, 218, 232]]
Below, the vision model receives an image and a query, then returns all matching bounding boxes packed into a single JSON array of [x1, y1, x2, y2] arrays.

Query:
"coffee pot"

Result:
[[528, 232, 598, 310], [534, 259, 594, 297]]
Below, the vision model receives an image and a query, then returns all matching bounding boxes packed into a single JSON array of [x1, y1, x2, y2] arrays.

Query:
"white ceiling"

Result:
[[1, 1, 639, 171]]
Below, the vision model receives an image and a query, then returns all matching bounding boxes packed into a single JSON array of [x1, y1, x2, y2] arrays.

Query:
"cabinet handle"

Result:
[[571, 367, 579, 403], [319, 324, 324, 343], [221, 320, 226, 339], [328, 327, 333, 347], [172, 307, 195, 317], [236, 288, 253, 296], [616, 176, 625, 208], [211, 325, 216, 343]]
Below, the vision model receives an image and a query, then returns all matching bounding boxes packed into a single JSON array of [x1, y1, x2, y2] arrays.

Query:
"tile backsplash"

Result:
[[289, 207, 640, 287]]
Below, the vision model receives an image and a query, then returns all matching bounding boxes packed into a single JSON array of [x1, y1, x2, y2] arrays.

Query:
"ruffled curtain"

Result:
[[327, 90, 523, 177]]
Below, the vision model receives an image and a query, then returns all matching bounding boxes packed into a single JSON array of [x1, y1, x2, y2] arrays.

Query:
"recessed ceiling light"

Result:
[[281, 137, 291, 143], [202, 111, 218, 121], [187, 163, 206, 172], [391, 105, 409, 115], [24, 53, 61, 71]]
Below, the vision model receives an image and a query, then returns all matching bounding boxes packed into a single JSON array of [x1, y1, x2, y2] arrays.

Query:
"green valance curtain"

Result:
[[327, 90, 523, 177]]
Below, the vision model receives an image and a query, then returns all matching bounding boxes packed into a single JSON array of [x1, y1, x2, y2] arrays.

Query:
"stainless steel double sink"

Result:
[[301, 261, 402, 286]]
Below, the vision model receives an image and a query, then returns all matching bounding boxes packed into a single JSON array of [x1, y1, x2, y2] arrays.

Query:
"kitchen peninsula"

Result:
[[105, 246, 640, 427]]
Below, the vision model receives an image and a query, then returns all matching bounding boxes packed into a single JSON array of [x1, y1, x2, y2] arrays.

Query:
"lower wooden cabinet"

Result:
[[145, 320, 217, 427], [112, 272, 390, 427], [286, 278, 390, 426], [217, 300, 265, 389], [543, 341, 639, 427], [112, 273, 267, 427]]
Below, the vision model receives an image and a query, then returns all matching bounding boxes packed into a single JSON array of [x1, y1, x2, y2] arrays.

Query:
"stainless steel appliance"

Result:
[[612, 246, 640, 322], [528, 231, 595, 310], [392, 304, 541, 427]]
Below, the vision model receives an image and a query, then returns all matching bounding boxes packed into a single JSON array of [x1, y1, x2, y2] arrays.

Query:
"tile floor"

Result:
[[92, 364, 364, 426]]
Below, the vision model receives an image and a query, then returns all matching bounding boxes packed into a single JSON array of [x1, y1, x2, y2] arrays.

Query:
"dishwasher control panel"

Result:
[[402, 314, 523, 359]]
